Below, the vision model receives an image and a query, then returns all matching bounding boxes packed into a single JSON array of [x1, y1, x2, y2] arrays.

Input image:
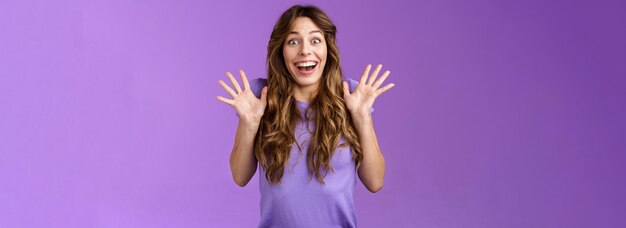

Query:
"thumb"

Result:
[[260, 86, 268, 105], [342, 81, 350, 98]]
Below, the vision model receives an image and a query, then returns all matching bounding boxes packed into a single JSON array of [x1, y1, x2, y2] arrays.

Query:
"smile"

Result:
[[294, 61, 318, 75]]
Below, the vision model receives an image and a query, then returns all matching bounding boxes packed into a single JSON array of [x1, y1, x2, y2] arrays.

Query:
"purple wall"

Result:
[[1, 0, 625, 227]]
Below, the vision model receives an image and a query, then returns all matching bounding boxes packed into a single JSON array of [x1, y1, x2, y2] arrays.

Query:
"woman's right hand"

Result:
[[216, 70, 267, 124]]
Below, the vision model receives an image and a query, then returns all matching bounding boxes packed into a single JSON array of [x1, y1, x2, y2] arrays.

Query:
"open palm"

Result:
[[343, 64, 395, 117], [216, 70, 267, 123]]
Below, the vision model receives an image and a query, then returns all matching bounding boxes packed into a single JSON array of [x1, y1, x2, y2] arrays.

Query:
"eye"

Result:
[[312, 39, 322, 44], [288, 39, 299, 45]]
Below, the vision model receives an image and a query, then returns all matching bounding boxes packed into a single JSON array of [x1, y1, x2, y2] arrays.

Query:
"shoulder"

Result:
[[250, 78, 361, 97], [345, 78, 359, 93], [250, 78, 358, 95], [249, 78, 267, 99], [344, 77, 375, 113]]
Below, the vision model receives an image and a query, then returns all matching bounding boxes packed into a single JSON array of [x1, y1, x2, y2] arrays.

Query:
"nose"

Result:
[[299, 43, 311, 56]]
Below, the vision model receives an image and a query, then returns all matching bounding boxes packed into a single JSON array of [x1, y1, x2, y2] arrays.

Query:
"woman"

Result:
[[217, 5, 394, 228]]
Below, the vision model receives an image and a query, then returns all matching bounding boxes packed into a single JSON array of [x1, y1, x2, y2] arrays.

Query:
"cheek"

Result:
[[318, 48, 328, 66], [319, 46, 328, 60], [282, 48, 295, 63]]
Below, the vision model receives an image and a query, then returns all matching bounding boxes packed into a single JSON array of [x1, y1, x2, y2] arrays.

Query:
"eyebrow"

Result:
[[289, 30, 323, 35]]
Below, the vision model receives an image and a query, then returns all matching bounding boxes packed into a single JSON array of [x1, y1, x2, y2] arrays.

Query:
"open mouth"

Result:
[[295, 61, 318, 74]]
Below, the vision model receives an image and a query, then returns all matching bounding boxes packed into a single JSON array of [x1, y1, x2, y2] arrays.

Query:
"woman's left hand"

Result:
[[343, 64, 395, 119]]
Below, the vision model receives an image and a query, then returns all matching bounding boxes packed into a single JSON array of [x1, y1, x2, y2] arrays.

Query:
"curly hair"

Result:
[[254, 5, 363, 185]]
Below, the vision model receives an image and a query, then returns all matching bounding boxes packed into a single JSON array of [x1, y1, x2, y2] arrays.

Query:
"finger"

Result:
[[376, 83, 395, 96], [372, 70, 390, 89], [218, 80, 237, 98], [240, 69, 251, 91], [342, 81, 350, 98], [359, 64, 371, 87], [216, 96, 235, 106], [367, 64, 383, 86], [226, 72, 243, 94]]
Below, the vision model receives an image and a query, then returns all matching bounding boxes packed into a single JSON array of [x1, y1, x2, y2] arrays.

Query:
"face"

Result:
[[283, 17, 327, 89]]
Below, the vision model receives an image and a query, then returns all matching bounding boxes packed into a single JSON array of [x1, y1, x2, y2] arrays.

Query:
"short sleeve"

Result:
[[345, 78, 374, 114]]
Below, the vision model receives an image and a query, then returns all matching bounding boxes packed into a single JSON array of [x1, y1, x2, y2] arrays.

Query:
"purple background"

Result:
[[1, 0, 625, 227]]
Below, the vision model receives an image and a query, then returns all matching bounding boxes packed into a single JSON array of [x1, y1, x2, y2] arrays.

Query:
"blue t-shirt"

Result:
[[249, 78, 370, 228]]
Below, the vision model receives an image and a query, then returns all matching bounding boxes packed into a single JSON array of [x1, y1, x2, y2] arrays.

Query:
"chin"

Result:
[[292, 73, 322, 87]]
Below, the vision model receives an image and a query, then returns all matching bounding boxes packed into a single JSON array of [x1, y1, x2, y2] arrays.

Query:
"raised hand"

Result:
[[343, 64, 395, 118], [216, 69, 267, 123]]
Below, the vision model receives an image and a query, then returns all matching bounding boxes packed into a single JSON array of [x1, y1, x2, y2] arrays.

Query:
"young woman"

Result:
[[217, 5, 394, 228]]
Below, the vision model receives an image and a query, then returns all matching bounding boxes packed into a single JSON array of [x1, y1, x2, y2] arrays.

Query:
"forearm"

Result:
[[353, 114, 386, 193], [229, 118, 260, 187]]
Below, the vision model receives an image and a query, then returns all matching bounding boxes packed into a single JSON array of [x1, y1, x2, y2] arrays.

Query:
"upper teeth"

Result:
[[297, 62, 316, 67]]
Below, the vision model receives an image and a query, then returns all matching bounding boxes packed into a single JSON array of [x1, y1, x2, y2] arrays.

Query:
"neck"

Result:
[[293, 83, 319, 102]]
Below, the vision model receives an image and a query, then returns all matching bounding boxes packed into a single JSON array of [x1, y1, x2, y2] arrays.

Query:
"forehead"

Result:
[[290, 17, 322, 34]]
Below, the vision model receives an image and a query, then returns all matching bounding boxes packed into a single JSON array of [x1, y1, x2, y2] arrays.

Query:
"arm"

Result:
[[229, 118, 260, 187], [353, 114, 386, 193], [343, 64, 395, 193], [217, 70, 267, 187]]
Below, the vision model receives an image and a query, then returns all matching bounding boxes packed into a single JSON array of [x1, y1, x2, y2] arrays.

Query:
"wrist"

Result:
[[351, 113, 372, 129], [239, 117, 261, 131]]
